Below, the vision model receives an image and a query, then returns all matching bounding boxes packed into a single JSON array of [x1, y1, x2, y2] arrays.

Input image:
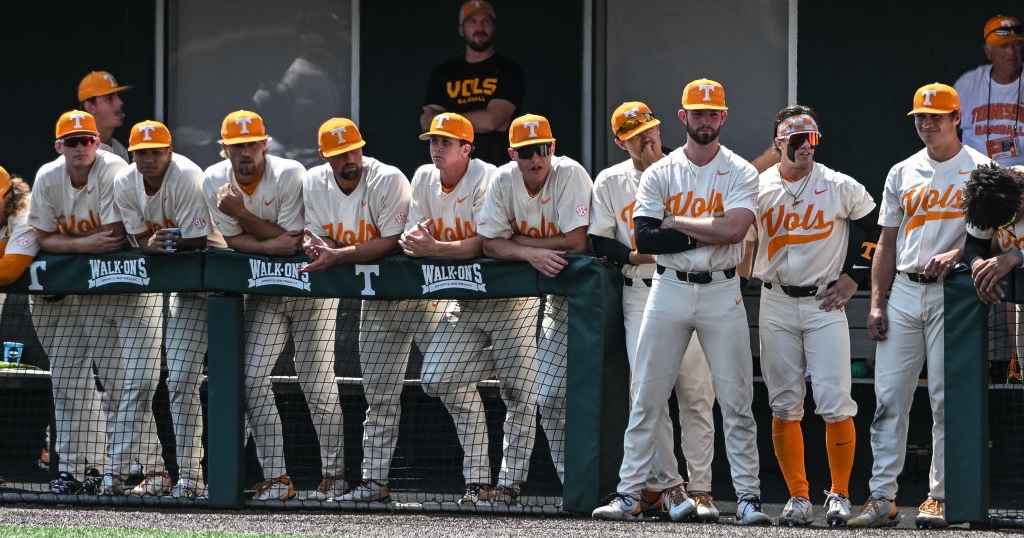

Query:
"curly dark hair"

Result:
[[771, 105, 819, 154], [3, 174, 29, 223], [961, 163, 1024, 230]]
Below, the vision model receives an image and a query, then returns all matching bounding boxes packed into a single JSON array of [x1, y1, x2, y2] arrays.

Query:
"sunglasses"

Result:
[[615, 112, 655, 136], [988, 25, 1023, 38], [779, 132, 820, 148], [61, 135, 99, 148], [515, 143, 552, 159]]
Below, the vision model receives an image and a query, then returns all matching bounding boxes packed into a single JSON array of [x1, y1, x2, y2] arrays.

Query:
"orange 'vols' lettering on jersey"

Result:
[[445, 77, 498, 99], [433, 217, 476, 241], [56, 211, 102, 234], [620, 201, 638, 249], [322, 221, 380, 246], [516, 216, 560, 238], [997, 229, 1024, 251], [901, 184, 963, 236], [664, 189, 724, 218], [146, 218, 178, 234], [761, 203, 835, 260]]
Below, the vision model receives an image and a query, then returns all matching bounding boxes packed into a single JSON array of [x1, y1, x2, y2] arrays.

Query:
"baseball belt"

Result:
[[763, 281, 836, 298], [656, 265, 736, 284], [623, 276, 653, 287], [901, 271, 938, 284]]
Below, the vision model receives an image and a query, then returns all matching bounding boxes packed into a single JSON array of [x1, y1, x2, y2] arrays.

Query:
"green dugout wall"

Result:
[[4, 251, 628, 512]]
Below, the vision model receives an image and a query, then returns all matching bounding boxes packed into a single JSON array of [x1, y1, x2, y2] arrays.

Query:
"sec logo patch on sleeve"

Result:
[[576, 205, 588, 217], [396, 212, 408, 223], [194, 217, 207, 229], [16, 236, 28, 247]]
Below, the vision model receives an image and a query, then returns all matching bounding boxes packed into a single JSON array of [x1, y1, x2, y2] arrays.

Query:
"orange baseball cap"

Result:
[[219, 110, 269, 145], [318, 117, 366, 157], [78, 71, 132, 102], [681, 78, 728, 111], [128, 120, 172, 151], [420, 112, 475, 143], [460, 0, 495, 24], [509, 114, 555, 148], [55, 110, 99, 139], [907, 83, 960, 115], [0, 165, 11, 198], [984, 15, 1024, 46], [611, 101, 660, 141]]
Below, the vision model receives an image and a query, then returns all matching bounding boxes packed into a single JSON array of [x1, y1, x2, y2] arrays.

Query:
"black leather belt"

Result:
[[656, 265, 736, 284], [764, 281, 835, 298], [623, 276, 653, 287], [903, 272, 938, 284]]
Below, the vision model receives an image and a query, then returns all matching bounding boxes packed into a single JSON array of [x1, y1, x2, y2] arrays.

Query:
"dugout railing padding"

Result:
[[1, 250, 629, 512]]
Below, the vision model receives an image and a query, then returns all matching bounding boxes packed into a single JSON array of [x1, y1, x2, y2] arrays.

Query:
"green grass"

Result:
[[0, 527, 339, 538]]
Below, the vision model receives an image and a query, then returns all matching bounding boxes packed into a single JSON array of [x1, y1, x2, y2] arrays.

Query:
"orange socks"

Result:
[[772, 417, 808, 499], [825, 417, 856, 497]]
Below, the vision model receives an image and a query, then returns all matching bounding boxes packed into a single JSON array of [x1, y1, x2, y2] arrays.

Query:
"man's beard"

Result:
[[687, 124, 720, 145], [340, 165, 361, 181], [465, 33, 493, 53]]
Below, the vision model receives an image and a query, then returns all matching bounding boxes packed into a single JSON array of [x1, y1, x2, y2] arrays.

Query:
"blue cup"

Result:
[[4, 341, 24, 364]]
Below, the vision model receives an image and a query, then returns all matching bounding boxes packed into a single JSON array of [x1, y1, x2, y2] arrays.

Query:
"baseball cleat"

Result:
[[99, 473, 126, 496], [305, 473, 345, 501], [847, 496, 900, 528], [169, 480, 205, 499], [735, 495, 772, 526], [130, 471, 172, 496], [779, 496, 813, 526], [253, 474, 296, 501], [915, 498, 947, 529], [824, 490, 852, 527], [592, 492, 643, 521], [691, 491, 720, 522], [333, 479, 390, 503], [663, 484, 696, 522], [49, 472, 83, 495], [477, 484, 518, 506], [458, 482, 489, 505]]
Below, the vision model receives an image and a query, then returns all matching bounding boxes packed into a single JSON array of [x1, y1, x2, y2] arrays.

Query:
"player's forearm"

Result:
[[869, 229, 897, 310], [422, 236, 484, 259], [225, 233, 291, 256], [662, 209, 753, 245], [482, 236, 538, 261], [590, 234, 631, 265], [332, 236, 401, 264], [462, 100, 516, 133], [232, 213, 287, 241], [509, 227, 588, 253]]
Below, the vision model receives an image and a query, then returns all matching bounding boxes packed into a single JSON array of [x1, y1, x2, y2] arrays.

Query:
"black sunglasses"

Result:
[[62, 135, 99, 148], [515, 143, 552, 159]]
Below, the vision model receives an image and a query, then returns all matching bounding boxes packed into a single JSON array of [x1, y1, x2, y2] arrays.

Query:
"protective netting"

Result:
[[986, 303, 1024, 523], [0, 292, 568, 511]]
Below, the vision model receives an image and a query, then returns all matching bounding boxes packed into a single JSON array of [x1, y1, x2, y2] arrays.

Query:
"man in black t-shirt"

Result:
[[421, 1, 524, 166]]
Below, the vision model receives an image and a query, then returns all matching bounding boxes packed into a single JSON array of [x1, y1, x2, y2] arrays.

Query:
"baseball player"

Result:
[[746, 106, 878, 526], [477, 113, 591, 500], [589, 101, 719, 522], [32, 110, 164, 496], [113, 120, 226, 498], [78, 71, 131, 162], [203, 110, 343, 501], [299, 118, 445, 503], [0, 166, 39, 291], [962, 164, 1024, 304], [401, 112, 542, 505], [848, 83, 988, 529], [593, 79, 770, 526]]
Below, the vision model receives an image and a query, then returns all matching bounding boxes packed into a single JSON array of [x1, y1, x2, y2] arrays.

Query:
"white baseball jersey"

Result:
[[202, 154, 305, 237], [967, 219, 1024, 253], [1, 202, 40, 258], [114, 152, 227, 248], [591, 158, 655, 280], [407, 159, 494, 240], [304, 156, 411, 242], [955, 66, 1024, 166], [634, 145, 758, 271], [30, 149, 127, 234], [751, 162, 876, 286], [878, 145, 989, 272], [477, 155, 591, 240]]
